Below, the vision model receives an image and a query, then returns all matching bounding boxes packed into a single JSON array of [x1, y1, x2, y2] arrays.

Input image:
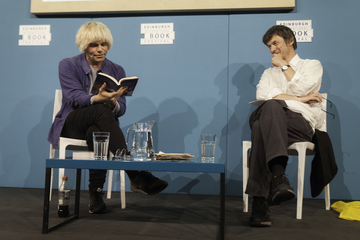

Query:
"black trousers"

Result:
[[61, 104, 134, 189], [245, 100, 313, 198]]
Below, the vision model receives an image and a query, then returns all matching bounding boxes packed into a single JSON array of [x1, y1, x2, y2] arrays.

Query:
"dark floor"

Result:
[[0, 187, 359, 240]]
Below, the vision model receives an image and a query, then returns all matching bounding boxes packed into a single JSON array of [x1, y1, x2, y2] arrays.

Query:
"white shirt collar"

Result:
[[289, 54, 300, 67]]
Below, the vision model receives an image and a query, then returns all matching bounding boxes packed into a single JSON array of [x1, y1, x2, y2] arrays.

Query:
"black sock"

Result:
[[268, 156, 288, 176], [126, 170, 141, 180]]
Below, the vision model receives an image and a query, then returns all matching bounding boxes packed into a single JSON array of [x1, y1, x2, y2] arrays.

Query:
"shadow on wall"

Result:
[[201, 65, 229, 163], [120, 97, 160, 153], [0, 96, 53, 188], [122, 96, 199, 154], [117, 96, 199, 193], [152, 97, 200, 194], [156, 97, 199, 153], [226, 63, 266, 196], [168, 66, 230, 195], [320, 63, 358, 200], [26, 98, 55, 188]]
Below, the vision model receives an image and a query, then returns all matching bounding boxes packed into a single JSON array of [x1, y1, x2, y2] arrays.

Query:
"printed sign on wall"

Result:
[[19, 25, 52, 46], [276, 20, 313, 43], [141, 23, 175, 45]]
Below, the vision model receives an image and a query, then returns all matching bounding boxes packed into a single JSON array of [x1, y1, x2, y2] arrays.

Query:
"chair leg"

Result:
[[107, 169, 126, 209], [107, 170, 113, 199], [120, 170, 126, 209], [243, 141, 251, 213], [324, 184, 330, 210], [59, 145, 67, 189], [49, 168, 53, 201], [296, 144, 307, 220], [106, 152, 115, 199], [49, 145, 55, 201], [58, 168, 65, 189]]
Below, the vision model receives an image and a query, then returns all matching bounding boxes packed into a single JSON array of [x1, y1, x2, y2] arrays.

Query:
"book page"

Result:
[[98, 73, 119, 85]]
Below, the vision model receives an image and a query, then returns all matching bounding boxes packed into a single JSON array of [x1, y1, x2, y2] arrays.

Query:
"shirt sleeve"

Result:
[[256, 69, 284, 100], [287, 60, 323, 96]]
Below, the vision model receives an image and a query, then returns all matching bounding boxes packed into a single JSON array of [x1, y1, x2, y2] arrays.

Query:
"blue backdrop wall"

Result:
[[0, 0, 359, 201]]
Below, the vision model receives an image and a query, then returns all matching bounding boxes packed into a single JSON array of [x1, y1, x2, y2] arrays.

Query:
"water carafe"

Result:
[[126, 121, 155, 161]]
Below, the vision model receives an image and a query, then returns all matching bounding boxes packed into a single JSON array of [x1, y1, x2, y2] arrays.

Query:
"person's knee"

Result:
[[262, 100, 285, 116], [263, 99, 282, 109], [92, 103, 110, 111], [92, 104, 113, 117]]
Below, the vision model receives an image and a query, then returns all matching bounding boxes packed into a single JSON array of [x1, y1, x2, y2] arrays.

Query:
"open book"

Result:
[[91, 72, 138, 96], [249, 99, 288, 108]]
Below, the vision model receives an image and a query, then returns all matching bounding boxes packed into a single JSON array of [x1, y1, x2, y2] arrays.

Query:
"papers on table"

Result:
[[155, 151, 194, 162]]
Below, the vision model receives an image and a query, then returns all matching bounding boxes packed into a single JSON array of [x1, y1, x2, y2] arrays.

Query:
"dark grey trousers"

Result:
[[245, 100, 313, 198]]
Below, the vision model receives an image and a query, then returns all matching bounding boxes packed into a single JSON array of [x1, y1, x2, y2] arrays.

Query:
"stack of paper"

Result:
[[155, 151, 194, 160]]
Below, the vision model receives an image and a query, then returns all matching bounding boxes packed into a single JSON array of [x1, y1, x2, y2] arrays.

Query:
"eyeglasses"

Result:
[[321, 97, 335, 119]]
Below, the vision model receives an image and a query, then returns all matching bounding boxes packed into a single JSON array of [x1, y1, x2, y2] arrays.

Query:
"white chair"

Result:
[[49, 89, 126, 209], [242, 93, 330, 219]]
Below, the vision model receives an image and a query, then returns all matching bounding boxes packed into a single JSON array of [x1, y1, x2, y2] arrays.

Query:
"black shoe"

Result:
[[250, 197, 272, 227], [130, 171, 168, 195], [89, 187, 107, 214], [268, 174, 295, 206]]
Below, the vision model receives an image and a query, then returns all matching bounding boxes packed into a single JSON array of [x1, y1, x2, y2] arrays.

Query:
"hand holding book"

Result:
[[92, 82, 129, 108], [91, 72, 138, 97]]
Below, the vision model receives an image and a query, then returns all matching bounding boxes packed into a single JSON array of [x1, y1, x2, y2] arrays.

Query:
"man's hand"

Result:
[[272, 54, 287, 67], [299, 92, 323, 104], [274, 92, 322, 105], [93, 83, 128, 109], [272, 53, 295, 82]]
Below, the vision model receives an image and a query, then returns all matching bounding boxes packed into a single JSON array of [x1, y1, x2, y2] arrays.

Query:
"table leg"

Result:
[[41, 168, 82, 233], [74, 169, 81, 217], [220, 172, 225, 240], [42, 168, 52, 233]]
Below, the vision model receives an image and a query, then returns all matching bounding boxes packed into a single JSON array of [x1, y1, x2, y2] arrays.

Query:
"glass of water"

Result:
[[93, 132, 110, 160], [201, 134, 216, 163]]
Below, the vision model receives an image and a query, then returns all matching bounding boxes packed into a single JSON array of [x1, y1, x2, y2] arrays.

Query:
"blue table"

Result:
[[42, 159, 225, 240]]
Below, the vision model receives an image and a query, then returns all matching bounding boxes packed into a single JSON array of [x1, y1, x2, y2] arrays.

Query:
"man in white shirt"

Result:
[[246, 25, 324, 227]]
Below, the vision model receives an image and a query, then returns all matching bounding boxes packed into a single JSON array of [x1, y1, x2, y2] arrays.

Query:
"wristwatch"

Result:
[[281, 65, 291, 72]]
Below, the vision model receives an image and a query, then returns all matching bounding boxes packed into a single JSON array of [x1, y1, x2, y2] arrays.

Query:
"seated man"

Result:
[[246, 25, 325, 226], [48, 21, 168, 214]]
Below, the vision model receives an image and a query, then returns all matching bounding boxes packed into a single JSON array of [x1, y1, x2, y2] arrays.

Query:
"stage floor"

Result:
[[0, 187, 359, 240]]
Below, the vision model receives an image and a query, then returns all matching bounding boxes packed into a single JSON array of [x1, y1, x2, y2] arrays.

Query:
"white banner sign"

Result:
[[141, 23, 175, 45], [19, 25, 51, 46], [276, 20, 313, 43]]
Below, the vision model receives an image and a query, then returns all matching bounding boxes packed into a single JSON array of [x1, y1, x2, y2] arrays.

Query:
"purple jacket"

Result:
[[48, 53, 127, 149]]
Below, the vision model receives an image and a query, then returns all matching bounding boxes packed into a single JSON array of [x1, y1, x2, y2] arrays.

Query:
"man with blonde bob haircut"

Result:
[[75, 21, 113, 52], [48, 21, 168, 214]]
